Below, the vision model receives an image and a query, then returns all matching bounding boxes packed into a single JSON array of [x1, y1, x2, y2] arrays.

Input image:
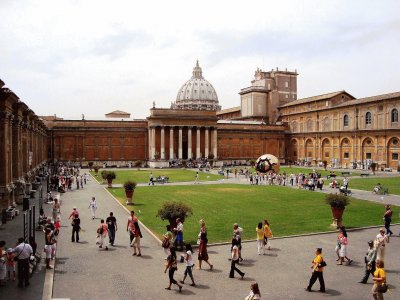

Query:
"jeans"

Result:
[[384, 218, 393, 235], [361, 262, 376, 283], [108, 228, 116, 245]]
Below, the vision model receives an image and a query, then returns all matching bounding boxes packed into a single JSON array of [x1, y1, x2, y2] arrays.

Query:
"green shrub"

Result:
[[325, 193, 350, 208], [156, 201, 193, 227], [123, 180, 137, 191]]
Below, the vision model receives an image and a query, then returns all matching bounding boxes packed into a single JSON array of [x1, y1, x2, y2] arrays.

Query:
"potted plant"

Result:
[[124, 180, 137, 205], [102, 171, 116, 188], [156, 201, 193, 229], [325, 193, 350, 228]]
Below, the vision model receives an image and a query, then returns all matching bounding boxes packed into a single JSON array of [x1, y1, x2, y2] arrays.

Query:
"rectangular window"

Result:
[[325, 152, 329, 158], [392, 153, 399, 160], [293, 151, 297, 157], [366, 153, 372, 159], [308, 152, 312, 157], [344, 152, 349, 159], [285, 81, 289, 88]]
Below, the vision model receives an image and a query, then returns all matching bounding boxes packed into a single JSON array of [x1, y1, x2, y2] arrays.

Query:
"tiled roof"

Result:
[[334, 91, 400, 108], [279, 91, 354, 107]]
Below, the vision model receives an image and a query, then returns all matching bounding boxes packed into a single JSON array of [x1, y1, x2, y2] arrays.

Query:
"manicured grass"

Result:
[[107, 184, 398, 244], [90, 169, 223, 184], [349, 177, 400, 195]]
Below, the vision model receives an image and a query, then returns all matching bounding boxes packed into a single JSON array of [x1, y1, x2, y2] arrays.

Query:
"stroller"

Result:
[[339, 186, 352, 196]]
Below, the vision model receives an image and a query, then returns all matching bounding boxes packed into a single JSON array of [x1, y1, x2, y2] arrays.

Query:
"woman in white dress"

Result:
[[88, 197, 97, 219]]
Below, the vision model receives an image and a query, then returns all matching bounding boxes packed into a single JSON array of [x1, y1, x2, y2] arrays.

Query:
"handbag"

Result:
[[377, 283, 388, 293], [161, 238, 169, 248], [319, 260, 327, 267]]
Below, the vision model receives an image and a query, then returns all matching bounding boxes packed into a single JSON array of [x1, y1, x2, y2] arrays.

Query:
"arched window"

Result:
[[343, 114, 349, 127], [365, 112, 372, 125], [391, 108, 398, 123]]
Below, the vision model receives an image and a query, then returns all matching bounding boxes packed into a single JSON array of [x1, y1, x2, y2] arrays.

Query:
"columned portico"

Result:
[[151, 127, 156, 159]]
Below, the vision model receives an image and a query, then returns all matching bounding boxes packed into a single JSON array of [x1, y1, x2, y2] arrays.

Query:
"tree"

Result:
[[156, 201, 193, 228], [102, 171, 116, 188]]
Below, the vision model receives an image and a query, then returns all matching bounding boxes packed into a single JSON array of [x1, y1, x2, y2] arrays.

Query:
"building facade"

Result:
[[0, 79, 48, 210], [2, 61, 399, 211]]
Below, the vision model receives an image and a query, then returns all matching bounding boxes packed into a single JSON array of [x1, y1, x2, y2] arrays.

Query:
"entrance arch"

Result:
[[387, 137, 399, 169]]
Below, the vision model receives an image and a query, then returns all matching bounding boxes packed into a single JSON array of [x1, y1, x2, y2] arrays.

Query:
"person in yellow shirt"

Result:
[[372, 260, 386, 300], [256, 223, 265, 255], [263, 219, 273, 250], [305, 248, 325, 293]]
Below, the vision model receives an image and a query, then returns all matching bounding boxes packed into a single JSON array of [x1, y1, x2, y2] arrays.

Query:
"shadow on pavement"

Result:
[[191, 284, 210, 289]]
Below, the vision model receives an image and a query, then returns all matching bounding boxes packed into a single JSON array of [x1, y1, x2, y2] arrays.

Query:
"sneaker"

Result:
[[190, 283, 196, 286], [137, 254, 141, 256]]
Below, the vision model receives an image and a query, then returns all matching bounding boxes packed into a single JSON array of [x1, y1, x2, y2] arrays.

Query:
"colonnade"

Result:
[[148, 125, 217, 160]]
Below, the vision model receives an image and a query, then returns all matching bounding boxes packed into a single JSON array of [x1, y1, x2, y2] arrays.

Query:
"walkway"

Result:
[[51, 175, 400, 299]]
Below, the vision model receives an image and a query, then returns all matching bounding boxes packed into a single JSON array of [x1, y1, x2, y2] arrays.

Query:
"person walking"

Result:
[[197, 219, 213, 270], [126, 211, 138, 246], [245, 282, 261, 300], [52, 198, 60, 221], [162, 225, 173, 259], [68, 207, 79, 220], [106, 212, 117, 246], [44, 228, 54, 269], [149, 172, 154, 186], [195, 171, 200, 184], [88, 197, 97, 220], [175, 218, 184, 251], [164, 247, 182, 292], [383, 205, 393, 236], [256, 222, 265, 255], [359, 240, 377, 284], [305, 247, 326, 293], [336, 226, 352, 265], [71, 214, 81, 243], [131, 222, 142, 256], [12, 238, 33, 288], [372, 260, 386, 300], [180, 243, 196, 286], [233, 223, 243, 261], [0, 241, 6, 285], [229, 238, 245, 279], [375, 228, 389, 262], [263, 220, 273, 250], [97, 219, 109, 250]]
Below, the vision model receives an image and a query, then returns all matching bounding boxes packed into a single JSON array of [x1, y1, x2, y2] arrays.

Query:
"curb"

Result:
[[103, 187, 163, 246], [42, 258, 55, 300]]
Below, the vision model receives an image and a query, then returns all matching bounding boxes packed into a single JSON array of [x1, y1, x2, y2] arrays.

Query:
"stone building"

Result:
[[0, 79, 48, 210], [1, 61, 399, 209]]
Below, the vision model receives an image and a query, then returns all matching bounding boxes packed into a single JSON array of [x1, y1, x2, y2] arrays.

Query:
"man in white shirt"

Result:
[[12, 238, 33, 288]]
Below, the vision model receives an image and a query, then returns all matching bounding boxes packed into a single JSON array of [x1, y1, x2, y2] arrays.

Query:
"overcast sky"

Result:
[[1, 0, 399, 119]]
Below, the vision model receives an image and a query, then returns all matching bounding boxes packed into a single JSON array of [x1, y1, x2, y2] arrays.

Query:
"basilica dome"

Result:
[[172, 61, 221, 111]]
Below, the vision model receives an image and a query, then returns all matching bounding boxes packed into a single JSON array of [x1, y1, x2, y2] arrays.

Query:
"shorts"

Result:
[[44, 245, 52, 259], [7, 264, 16, 272]]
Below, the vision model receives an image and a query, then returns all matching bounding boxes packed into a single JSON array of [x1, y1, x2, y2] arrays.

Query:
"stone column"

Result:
[[169, 127, 174, 159], [0, 111, 12, 209], [151, 127, 156, 160], [212, 128, 218, 158], [187, 127, 192, 159], [160, 126, 165, 160], [12, 117, 22, 180], [178, 127, 183, 159], [196, 127, 201, 158], [148, 127, 152, 160], [205, 127, 209, 158]]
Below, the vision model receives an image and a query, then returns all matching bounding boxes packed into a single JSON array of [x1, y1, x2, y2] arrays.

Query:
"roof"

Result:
[[334, 91, 400, 108], [216, 106, 241, 115], [279, 91, 354, 108], [105, 110, 130, 115], [217, 120, 265, 125]]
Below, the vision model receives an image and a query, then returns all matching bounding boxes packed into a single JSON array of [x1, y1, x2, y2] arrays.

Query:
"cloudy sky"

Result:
[[1, 0, 399, 119]]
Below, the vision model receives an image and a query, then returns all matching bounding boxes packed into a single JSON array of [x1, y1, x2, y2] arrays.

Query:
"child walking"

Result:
[[180, 244, 196, 286], [6, 249, 16, 281]]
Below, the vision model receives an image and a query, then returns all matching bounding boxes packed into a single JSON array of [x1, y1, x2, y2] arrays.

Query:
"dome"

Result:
[[172, 60, 221, 111]]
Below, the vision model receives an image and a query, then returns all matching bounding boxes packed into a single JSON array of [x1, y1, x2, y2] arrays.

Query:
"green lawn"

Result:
[[349, 177, 400, 195], [107, 184, 397, 244], [91, 169, 223, 184]]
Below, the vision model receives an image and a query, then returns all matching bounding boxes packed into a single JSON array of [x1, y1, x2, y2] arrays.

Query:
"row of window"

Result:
[[293, 152, 399, 160], [344, 108, 398, 126]]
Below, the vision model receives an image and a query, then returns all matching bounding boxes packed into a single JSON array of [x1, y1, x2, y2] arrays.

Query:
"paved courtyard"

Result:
[[49, 174, 400, 300]]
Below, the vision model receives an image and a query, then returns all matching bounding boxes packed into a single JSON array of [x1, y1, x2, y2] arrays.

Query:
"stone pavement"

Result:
[[51, 175, 400, 300]]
